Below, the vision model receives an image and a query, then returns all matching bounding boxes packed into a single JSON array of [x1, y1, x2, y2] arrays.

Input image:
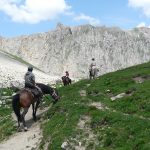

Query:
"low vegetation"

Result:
[[0, 88, 16, 141], [40, 62, 150, 150], [0, 61, 150, 150]]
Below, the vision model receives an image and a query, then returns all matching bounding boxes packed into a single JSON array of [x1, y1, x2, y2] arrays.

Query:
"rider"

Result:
[[90, 58, 96, 71], [65, 71, 69, 78], [24, 66, 42, 98]]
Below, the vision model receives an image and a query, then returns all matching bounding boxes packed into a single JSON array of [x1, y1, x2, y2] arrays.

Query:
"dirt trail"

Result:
[[0, 106, 49, 150]]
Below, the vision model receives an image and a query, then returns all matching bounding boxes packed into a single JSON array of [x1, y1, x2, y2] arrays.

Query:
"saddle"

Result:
[[19, 88, 34, 97], [19, 88, 41, 99]]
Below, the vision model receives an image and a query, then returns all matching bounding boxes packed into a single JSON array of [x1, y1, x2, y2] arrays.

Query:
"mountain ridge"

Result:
[[0, 24, 150, 78]]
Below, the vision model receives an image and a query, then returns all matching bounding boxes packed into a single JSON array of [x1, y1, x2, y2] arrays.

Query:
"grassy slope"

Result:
[[0, 61, 150, 149], [0, 49, 43, 72], [40, 62, 150, 150], [0, 88, 16, 141]]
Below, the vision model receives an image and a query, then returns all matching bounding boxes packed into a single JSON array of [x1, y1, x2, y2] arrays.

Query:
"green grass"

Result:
[[40, 61, 150, 149], [0, 87, 56, 142], [0, 61, 150, 149], [0, 88, 16, 141]]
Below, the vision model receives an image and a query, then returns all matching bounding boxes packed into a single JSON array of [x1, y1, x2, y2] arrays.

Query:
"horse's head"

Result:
[[36, 83, 60, 102], [51, 88, 60, 101], [61, 76, 65, 81]]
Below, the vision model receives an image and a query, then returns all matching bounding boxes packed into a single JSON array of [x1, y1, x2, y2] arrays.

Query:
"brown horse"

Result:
[[12, 83, 60, 131], [62, 76, 72, 86]]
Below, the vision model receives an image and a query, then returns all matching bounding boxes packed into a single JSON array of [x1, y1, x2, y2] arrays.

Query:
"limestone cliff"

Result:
[[0, 24, 150, 78]]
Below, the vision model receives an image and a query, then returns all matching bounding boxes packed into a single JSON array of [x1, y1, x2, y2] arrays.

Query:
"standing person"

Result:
[[24, 66, 42, 98]]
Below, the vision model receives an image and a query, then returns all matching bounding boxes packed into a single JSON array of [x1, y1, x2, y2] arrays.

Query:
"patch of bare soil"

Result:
[[133, 75, 150, 83], [61, 116, 99, 150], [111, 89, 135, 101], [0, 106, 49, 150], [90, 102, 109, 110], [79, 90, 87, 97]]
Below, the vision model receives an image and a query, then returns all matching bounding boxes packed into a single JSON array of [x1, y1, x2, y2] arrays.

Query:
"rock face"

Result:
[[0, 24, 150, 78], [0, 51, 59, 88]]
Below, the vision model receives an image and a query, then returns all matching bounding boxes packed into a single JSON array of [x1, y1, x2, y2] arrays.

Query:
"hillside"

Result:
[[0, 61, 150, 149], [40, 61, 150, 149], [0, 50, 59, 88], [0, 24, 150, 78]]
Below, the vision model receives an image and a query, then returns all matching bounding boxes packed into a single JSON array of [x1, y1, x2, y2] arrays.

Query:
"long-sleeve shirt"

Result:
[[90, 61, 96, 69], [24, 71, 35, 86]]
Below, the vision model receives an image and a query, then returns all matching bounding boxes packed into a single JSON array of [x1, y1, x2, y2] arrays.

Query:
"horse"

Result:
[[12, 83, 60, 131], [89, 68, 99, 79], [61, 76, 72, 86]]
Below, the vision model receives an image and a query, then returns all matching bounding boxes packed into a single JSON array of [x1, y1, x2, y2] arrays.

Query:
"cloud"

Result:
[[137, 22, 146, 27], [74, 14, 100, 26], [136, 22, 150, 28], [0, 0, 70, 24], [128, 0, 150, 17]]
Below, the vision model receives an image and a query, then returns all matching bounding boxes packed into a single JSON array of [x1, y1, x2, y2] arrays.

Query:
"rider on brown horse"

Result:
[[62, 71, 71, 86], [24, 66, 42, 98]]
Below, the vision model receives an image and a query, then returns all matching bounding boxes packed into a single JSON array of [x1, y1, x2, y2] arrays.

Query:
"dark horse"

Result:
[[12, 83, 60, 131], [62, 76, 72, 86]]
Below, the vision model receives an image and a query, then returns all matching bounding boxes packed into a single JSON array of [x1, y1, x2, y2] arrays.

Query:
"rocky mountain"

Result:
[[0, 24, 150, 78], [0, 50, 59, 88]]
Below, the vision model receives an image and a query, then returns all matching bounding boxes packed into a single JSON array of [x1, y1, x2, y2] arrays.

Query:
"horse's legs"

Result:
[[22, 107, 29, 131], [32, 103, 36, 121], [89, 74, 91, 80], [89, 74, 92, 80], [17, 119, 21, 132], [34, 99, 41, 121], [94, 68, 97, 79], [69, 79, 72, 84], [89, 70, 92, 80], [16, 107, 22, 132]]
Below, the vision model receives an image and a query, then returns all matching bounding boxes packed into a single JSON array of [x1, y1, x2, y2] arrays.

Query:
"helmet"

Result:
[[92, 58, 95, 61], [28, 66, 33, 72], [65, 71, 68, 73]]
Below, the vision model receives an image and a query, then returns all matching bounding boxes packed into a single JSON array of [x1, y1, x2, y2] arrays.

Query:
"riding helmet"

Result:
[[28, 66, 33, 72]]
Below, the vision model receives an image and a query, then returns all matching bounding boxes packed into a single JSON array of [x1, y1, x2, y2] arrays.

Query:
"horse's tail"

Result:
[[12, 94, 22, 122], [69, 78, 72, 84]]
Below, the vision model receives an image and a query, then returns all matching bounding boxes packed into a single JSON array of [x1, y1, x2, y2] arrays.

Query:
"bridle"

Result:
[[51, 89, 59, 100]]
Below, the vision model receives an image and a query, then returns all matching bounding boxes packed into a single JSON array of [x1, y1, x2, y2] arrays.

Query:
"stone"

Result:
[[111, 93, 126, 101], [61, 141, 68, 149], [0, 25, 150, 79], [79, 90, 87, 97]]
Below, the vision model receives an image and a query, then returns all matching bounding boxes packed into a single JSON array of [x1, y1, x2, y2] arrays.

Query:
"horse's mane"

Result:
[[36, 83, 53, 94]]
